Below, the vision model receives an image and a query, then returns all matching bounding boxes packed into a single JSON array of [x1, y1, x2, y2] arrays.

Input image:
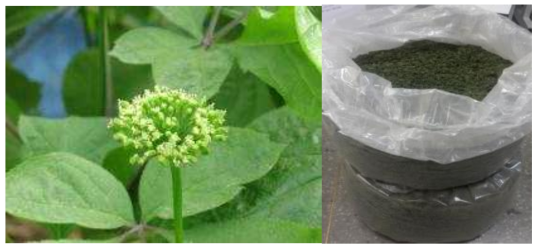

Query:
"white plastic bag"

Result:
[[322, 5, 532, 164]]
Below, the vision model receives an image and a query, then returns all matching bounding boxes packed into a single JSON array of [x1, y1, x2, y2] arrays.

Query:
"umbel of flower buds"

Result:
[[109, 86, 227, 166]]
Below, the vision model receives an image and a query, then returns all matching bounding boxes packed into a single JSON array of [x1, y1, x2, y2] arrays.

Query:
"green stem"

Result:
[[79, 6, 93, 47], [98, 6, 114, 117], [6, 118, 22, 143], [213, 7, 252, 42], [201, 6, 222, 49], [170, 166, 184, 243]]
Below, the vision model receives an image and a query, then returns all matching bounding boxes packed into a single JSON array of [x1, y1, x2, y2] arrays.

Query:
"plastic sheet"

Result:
[[322, 5, 532, 164], [324, 115, 523, 189], [345, 158, 522, 242]]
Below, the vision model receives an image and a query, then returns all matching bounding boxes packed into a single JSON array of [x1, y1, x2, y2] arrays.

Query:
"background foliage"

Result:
[[5, 6, 322, 243]]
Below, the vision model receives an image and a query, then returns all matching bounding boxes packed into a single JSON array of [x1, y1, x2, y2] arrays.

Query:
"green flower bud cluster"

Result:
[[109, 86, 227, 167]]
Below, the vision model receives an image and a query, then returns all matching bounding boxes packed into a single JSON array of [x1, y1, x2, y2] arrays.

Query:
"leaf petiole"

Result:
[[6, 118, 22, 143], [201, 6, 222, 49], [213, 7, 252, 42]]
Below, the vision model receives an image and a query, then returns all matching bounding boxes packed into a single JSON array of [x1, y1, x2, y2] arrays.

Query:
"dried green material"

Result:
[[354, 40, 513, 100]]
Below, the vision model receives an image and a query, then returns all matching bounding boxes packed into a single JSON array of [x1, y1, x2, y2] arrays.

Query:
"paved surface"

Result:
[[322, 130, 532, 243]]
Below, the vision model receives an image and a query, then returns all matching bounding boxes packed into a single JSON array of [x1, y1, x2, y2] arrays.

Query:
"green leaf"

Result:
[[155, 6, 208, 40], [235, 43, 321, 120], [6, 127, 23, 172], [6, 96, 22, 123], [6, 6, 55, 46], [185, 217, 321, 243], [154, 46, 233, 99], [42, 223, 75, 240], [295, 6, 322, 72], [236, 7, 297, 45], [308, 6, 322, 21], [249, 106, 321, 146], [212, 65, 279, 127], [63, 49, 153, 116], [18, 116, 118, 164], [111, 27, 233, 99], [139, 128, 285, 221], [6, 63, 41, 114], [62, 50, 103, 116], [39, 237, 122, 243], [6, 152, 135, 229], [247, 107, 322, 227], [110, 27, 198, 65], [234, 6, 321, 120], [249, 155, 322, 227], [102, 147, 139, 186], [6, 97, 23, 172], [221, 6, 253, 20]]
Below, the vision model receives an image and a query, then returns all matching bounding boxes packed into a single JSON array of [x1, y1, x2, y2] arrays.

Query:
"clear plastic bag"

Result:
[[345, 158, 522, 242], [323, 5, 532, 164], [324, 115, 523, 189]]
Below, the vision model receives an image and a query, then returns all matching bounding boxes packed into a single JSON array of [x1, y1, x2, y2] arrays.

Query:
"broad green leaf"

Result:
[[234, 6, 321, 120], [6, 6, 55, 46], [236, 7, 297, 45], [185, 217, 321, 243], [110, 27, 198, 65], [6, 97, 23, 171], [247, 107, 322, 227], [6, 63, 41, 114], [62, 50, 103, 116], [39, 237, 122, 243], [111, 6, 152, 24], [6, 96, 22, 123], [18, 116, 118, 164], [111, 27, 233, 98], [235, 43, 322, 120], [308, 6, 322, 21], [249, 107, 321, 146], [6, 152, 135, 229], [155, 6, 208, 40], [295, 6, 322, 72], [42, 223, 75, 240], [63, 49, 153, 116], [139, 128, 286, 221], [221, 6, 253, 20], [154, 47, 233, 98], [78, 227, 125, 241], [111, 56, 154, 102], [6, 127, 23, 172], [102, 147, 139, 186], [248, 155, 322, 228], [212, 65, 279, 127]]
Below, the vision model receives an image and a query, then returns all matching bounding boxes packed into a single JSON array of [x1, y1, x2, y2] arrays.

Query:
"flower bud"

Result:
[[109, 86, 227, 167]]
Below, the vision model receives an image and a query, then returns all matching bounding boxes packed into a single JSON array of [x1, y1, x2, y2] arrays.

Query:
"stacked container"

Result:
[[322, 6, 531, 242]]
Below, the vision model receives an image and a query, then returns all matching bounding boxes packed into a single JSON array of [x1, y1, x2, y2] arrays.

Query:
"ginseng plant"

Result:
[[108, 86, 227, 243]]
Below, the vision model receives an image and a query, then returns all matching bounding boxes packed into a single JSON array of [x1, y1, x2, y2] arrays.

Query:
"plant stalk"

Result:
[[6, 118, 22, 143], [201, 6, 222, 49], [98, 6, 114, 117], [79, 6, 93, 47], [213, 7, 252, 42], [170, 166, 184, 243]]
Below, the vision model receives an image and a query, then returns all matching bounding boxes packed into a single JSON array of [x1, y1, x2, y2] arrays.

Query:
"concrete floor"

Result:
[[322, 131, 532, 243]]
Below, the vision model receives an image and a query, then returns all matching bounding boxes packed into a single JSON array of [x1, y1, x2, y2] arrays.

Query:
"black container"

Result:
[[323, 114, 523, 190], [344, 159, 522, 243]]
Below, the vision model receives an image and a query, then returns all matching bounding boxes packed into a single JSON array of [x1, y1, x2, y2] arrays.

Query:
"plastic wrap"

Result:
[[345, 158, 522, 242], [324, 115, 522, 189], [322, 5, 532, 164]]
